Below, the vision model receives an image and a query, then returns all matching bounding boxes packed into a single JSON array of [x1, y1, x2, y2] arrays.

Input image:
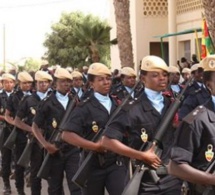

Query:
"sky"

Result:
[[0, 0, 110, 65]]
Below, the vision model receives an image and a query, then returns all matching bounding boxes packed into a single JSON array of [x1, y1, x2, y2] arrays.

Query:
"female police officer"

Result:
[[32, 68, 81, 195], [61, 63, 158, 195], [101, 55, 182, 195], [169, 55, 215, 194]]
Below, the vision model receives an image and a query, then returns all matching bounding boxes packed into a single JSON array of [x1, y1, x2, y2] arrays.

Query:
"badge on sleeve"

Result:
[[30, 107, 36, 115], [92, 121, 99, 133], [52, 118, 57, 129], [141, 128, 148, 143], [205, 144, 214, 162]]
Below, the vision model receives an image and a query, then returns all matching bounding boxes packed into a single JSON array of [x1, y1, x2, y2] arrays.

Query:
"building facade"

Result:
[[109, 0, 203, 71]]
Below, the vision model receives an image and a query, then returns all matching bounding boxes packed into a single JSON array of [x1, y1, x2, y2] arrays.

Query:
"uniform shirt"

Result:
[[6, 89, 29, 141], [179, 86, 210, 120], [61, 93, 119, 167], [110, 83, 143, 101], [184, 81, 202, 97], [6, 89, 25, 118], [16, 92, 43, 126], [33, 91, 76, 152], [104, 92, 182, 189], [171, 84, 181, 93], [62, 93, 118, 141], [0, 90, 13, 128], [171, 99, 215, 171], [104, 92, 175, 164], [71, 87, 84, 101], [0, 90, 11, 116]]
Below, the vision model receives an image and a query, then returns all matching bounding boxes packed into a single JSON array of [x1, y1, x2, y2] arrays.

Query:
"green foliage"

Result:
[[44, 12, 114, 68], [23, 58, 41, 72]]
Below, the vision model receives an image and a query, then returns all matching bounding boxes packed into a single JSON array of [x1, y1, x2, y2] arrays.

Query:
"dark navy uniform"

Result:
[[110, 83, 143, 101], [16, 92, 45, 195], [171, 99, 215, 194], [179, 86, 210, 120], [0, 90, 13, 191], [62, 94, 128, 195], [6, 89, 28, 193], [33, 92, 81, 195], [104, 92, 182, 195], [183, 80, 202, 97]]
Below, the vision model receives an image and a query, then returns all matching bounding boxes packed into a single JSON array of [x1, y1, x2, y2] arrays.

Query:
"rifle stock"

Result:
[[72, 81, 141, 189], [37, 152, 51, 180], [72, 129, 103, 188], [3, 126, 17, 150], [17, 135, 34, 167], [122, 77, 193, 195]]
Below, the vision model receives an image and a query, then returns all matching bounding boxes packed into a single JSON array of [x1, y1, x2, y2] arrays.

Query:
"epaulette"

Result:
[[78, 96, 91, 107], [20, 95, 30, 103], [183, 105, 206, 124], [122, 97, 140, 112], [189, 88, 202, 96], [41, 94, 51, 102]]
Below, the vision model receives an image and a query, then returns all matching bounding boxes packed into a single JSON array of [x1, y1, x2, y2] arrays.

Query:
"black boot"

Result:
[[3, 184, 11, 195], [17, 189, 26, 195]]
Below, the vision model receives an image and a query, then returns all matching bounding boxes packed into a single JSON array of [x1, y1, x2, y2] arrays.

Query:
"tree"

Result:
[[113, 0, 134, 68], [73, 15, 117, 63], [202, 0, 215, 47], [44, 12, 113, 68]]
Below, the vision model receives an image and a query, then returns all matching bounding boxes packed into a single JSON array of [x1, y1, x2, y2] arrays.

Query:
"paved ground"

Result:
[[0, 176, 70, 195]]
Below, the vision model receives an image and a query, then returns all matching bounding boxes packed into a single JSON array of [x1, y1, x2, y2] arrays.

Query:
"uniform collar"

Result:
[[90, 93, 117, 115], [205, 99, 215, 122], [141, 92, 170, 117]]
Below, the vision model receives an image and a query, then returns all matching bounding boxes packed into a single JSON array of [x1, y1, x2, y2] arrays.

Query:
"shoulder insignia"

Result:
[[183, 105, 206, 124], [79, 96, 91, 107], [122, 97, 139, 112]]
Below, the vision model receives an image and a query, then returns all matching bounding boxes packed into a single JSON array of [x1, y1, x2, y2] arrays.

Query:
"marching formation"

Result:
[[0, 55, 215, 195]]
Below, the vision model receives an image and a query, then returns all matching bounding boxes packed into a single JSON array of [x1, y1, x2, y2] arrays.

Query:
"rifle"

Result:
[[0, 122, 6, 150], [122, 77, 193, 195], [37, 92, 79, 180], [17, 134, 34, 167], [188, 157, 215, 195], [72, 81, 141, 189], [3, 126, 17, 150]]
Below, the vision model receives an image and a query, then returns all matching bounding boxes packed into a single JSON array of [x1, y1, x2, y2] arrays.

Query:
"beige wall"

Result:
[[109, 0, 203, 71]]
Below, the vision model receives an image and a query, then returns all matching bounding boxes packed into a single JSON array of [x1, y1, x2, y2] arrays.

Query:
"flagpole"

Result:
[[3, 24, 6, 71], [194, 30, 201, 61]]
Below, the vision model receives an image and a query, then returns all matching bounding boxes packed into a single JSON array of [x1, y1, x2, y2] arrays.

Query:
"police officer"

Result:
[[71, 71, 85, 100], [181, 67, 191, 85], [82, 66, 88, 84], [168, 66, 183, 97], [179, 63, 210, 120], [61, 63, 130, 195], [184, 63, 204, 95], [14, 71, 53, 195], [0, 73, 16, 194], [111, 67, 142, 101], [32, 68, 81, 195], [101, 55, 182, 195], [5, 71, 33, 195], [169, 55, 215, 194]]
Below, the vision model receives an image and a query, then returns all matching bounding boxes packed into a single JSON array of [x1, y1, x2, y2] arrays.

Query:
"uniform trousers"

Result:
[[1, 128, 12, 186], [47, 149, 81, 195], [14, 135, 27, 191], [30, 142, 43, 195], [83, 162, 128, 195]]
